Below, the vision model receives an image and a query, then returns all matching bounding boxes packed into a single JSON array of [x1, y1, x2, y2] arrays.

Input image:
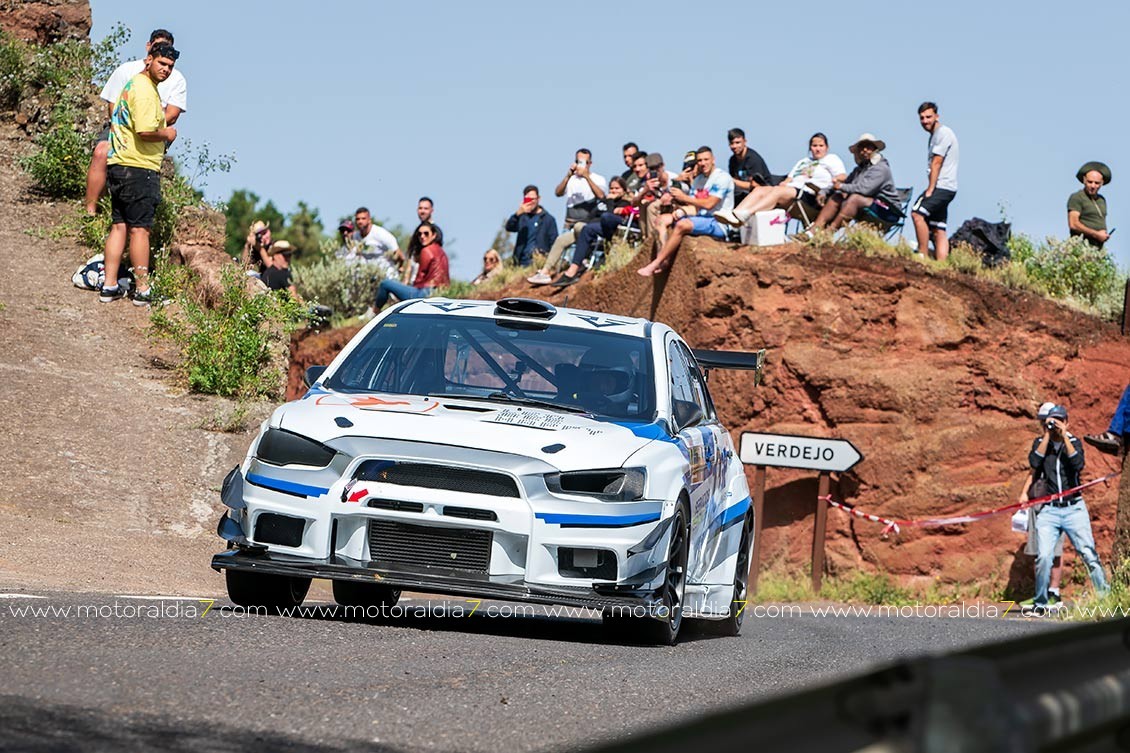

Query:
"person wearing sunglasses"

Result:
[[366, 222, 449, 315]]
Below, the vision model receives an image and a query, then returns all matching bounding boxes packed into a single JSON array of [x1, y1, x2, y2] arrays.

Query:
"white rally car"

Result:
[[212, 298, 764, 644]]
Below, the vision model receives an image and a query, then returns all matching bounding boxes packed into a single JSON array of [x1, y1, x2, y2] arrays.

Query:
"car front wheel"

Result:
[[225, 569, 311, 615], [331, 579, 401, 611]]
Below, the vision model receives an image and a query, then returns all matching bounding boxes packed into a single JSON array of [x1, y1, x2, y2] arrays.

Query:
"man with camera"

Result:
[[507, 185, 558, 268], [554, 148, 608, 229], [1025, 404, 1109, 613]]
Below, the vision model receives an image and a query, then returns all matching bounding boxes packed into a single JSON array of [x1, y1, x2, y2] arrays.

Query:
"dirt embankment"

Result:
[[291, 240, 1130, 596]]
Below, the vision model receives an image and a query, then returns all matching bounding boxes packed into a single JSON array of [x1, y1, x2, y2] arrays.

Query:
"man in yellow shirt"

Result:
[[99, 43, 180, 305]]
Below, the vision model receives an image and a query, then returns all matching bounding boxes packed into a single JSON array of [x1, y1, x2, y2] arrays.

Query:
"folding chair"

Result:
[[613, 208, 643, 247], [858, 187, 913, 240], [785, 190, 821, 235]]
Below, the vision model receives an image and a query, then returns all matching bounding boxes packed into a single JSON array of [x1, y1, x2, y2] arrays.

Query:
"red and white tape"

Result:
[[820, 473, 1120, 537]]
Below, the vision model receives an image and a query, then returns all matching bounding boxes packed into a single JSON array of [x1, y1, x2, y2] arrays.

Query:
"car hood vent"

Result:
[[494, 298, 557, 319]]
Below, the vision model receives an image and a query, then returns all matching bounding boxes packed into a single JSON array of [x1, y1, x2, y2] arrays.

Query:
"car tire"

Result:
[[603, 502, 690, 646], [225, 569, 311, 614], [331, 579, 401, 610], [698, 512, 754, 637]]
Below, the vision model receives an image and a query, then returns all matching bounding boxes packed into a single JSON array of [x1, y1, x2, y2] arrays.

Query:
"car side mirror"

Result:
[[304, 365, 327, 388], [672, 399, 704, 431]]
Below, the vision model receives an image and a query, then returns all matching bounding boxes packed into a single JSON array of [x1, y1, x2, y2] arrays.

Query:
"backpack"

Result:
[[71, 254, 132, 292]]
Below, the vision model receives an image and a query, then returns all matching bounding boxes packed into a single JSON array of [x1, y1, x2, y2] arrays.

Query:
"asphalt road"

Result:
[[0, 591, 1061, 753]]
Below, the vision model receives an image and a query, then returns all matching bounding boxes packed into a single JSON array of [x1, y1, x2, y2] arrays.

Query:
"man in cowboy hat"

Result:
[[1068, 161, 1112, 248], [807, 133, 902, 232]]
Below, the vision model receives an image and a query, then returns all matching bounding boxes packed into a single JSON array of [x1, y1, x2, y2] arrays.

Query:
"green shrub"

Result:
[[18, 107, 89, 198], [150, 264, 309, 398], [436, 280, 475, 299], [1016, 234, 1120, 306], [0, 32, 27, 108], [291, 254, 382, 322], [943, 242, 983, 274]]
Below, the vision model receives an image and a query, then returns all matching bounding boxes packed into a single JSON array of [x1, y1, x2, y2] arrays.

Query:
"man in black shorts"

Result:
[[912, 102, 959, 261], [98, 44, 180, 305]]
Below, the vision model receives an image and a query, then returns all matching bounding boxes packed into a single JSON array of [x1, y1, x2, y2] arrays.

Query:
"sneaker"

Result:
[[358, 307, 377, 323], [551, 273, 580, 288], [714, 209, 743, 227], [1084, 431, 1123, 456], [131, 288, 152, 307], [527, 272, 552, 285], [99, 285, 125, 303]]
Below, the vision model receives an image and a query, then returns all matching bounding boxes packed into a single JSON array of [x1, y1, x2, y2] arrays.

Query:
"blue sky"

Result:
[[91, 1, 1128, 280]]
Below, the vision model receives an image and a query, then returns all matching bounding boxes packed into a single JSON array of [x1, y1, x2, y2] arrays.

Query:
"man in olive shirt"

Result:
[[99, 43, 180, 305], [1067, 161, 1112, 249]]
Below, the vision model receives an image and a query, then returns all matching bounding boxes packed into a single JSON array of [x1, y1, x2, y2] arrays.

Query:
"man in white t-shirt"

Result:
[[84, 29, 188, 215], [349, 207, 402, 280], [553, 148, 609, 229], [639, 146, 734, 277], [911, 101, 959, 261]]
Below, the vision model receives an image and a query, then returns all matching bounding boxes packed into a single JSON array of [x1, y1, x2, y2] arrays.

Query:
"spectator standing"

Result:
[[406, 196, 442, 284], [371, 222, 449, 311], [809, 133, 902, 232], [506, 185, 558, 268], [715, 133, 845, 228], [621, 142, 642, 192], [1067, 162, 1112, 249], [638, 147, 734, 277], [241, 219, 274, 272], [97, 43, 180, 305], [352, 207, 403, 280], [260, 240, 299, 297], [1084, 384, 1130, 456], [554, 148, 608, 228], [334, 219, 358, 259], [1025, 404, 1109, 612], [727, 127, 773, 204], [1018, 402, 1065, 607], [911, 101, 959, 261], [85, 29, 187, 215]]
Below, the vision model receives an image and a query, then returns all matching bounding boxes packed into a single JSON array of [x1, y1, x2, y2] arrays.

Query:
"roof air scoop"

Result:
[[494, 298, 557, 320]]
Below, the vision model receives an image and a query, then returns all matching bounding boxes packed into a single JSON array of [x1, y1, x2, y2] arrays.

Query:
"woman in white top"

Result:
[[715, 132, 847, 227]]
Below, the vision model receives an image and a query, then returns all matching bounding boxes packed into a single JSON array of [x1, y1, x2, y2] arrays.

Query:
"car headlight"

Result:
[[545, 468, 646, 501], [255, 428, 336, 468]]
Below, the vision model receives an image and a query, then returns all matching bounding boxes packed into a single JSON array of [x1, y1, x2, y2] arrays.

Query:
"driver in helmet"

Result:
[[569, 344, 637, 415]]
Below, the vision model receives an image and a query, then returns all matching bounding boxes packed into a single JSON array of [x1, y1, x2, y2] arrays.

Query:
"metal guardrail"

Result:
[[583, 618, 1130, 753]]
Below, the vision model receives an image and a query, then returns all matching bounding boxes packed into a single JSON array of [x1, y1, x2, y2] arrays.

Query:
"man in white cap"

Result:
[[1017, 402, 1065, 610], [1024, 404, 1109, 614], [1067, 161, 1112, 248]]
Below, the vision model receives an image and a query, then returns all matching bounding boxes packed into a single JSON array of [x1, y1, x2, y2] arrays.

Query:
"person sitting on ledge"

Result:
[[551, 176, 633, 287], [637, 146, 734, 277], [714, 132, 846, 228], [806, 133, 902, 232]]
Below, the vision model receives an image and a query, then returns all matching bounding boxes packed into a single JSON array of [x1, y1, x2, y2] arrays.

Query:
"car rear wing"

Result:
[[691, 348, 767, 386]]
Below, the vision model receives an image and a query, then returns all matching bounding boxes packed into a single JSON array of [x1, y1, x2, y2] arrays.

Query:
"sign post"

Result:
[[740, 432, 863, 594]]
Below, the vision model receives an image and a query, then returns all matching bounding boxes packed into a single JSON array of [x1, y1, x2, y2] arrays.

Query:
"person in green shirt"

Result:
[[99, 43, 180, 306], [1067, 161, 1111, 249]]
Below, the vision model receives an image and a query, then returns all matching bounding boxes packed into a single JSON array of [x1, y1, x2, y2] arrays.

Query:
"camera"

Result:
[[648, 169, 659, 181], [1046, 419, 1056, 430]]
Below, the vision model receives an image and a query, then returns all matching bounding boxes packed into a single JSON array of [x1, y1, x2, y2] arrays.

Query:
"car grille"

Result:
[[368, 520, 493, 574], [355, 461, 520, 498]]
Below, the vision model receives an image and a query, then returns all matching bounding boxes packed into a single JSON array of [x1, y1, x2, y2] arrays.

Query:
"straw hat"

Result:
[[848, 133, 886, 154]]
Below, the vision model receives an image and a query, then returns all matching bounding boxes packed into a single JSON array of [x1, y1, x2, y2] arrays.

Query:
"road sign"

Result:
[[739, 432, 863, 472]]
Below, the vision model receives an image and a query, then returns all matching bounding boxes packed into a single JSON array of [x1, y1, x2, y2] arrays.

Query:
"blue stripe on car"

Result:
[[711, 496, 752, 531], [246, 473, 329, 498], [536, 511, 661, 528], [608, 420, 679, 443]]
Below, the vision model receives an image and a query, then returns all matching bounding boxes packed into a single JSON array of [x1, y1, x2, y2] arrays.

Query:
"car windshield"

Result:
[[325, 313, 656, 421]]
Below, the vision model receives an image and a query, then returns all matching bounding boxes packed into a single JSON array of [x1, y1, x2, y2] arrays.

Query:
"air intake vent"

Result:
[[368, 521, 492, 574], [355, 461, 520, 498], [366, 499, 425, 513], [494, 298, 557, 319], [443, 506, 498, 522]]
